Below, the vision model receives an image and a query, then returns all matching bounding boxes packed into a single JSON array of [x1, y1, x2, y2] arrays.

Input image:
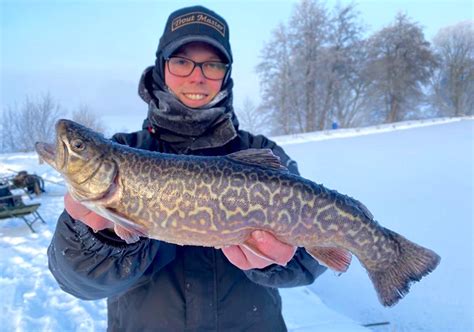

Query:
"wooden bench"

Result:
[[0, 194, 46, 233]]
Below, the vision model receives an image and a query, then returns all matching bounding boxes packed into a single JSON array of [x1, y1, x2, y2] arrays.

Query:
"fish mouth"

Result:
[[35, 122, 68, 171], [35, 141, 57, 167]]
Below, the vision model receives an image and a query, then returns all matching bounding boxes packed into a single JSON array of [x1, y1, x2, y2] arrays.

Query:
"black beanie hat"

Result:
[[152, 6, 233, 90], [158, 5, 233, 63]]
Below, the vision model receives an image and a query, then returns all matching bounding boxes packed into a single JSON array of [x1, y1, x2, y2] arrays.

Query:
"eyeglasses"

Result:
[[165, 56, 229, 80]]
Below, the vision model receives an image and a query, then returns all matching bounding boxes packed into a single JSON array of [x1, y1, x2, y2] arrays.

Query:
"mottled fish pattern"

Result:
[[36, 119, 440, 306]]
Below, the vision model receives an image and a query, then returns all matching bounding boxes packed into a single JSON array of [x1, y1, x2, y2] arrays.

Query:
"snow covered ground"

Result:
[[0, 117, 472, 331], [279, 117, 473, 332]]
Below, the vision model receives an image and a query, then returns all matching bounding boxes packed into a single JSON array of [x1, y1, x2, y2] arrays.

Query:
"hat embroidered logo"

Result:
[[171, 12, 226, 37]]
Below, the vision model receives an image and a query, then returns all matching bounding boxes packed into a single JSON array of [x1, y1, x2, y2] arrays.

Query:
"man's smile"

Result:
[[183, 93, 208, 100]]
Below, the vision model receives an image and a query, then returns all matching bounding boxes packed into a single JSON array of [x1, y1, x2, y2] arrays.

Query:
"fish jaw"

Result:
[[35, 122, 68, 172], [35, 141, 59, 170]]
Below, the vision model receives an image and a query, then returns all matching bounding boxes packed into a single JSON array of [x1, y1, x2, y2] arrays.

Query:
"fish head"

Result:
[[35, 119, 118, 201]]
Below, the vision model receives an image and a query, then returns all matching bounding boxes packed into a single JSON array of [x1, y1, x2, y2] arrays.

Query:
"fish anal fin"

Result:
[[226, 149, 288, 171], [305, 246, 352, 272]]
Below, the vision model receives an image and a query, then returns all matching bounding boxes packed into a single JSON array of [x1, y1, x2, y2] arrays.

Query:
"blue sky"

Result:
[[1, 0, 472, 119]]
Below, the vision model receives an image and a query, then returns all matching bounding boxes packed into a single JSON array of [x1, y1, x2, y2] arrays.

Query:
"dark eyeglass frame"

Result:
[[165, 56, 230, 81]]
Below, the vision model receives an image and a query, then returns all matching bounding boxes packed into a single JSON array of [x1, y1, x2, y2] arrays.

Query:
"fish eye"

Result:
[[71, 139, 85, 151]]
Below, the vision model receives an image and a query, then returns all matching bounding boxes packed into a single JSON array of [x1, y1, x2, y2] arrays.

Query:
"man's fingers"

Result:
[[222, 245, 252, 270], [64, 192, 113, 231], [85, 213, 114, 231], [222, 245, 271, 270], [239, 245, 277, 269], [222, 231, 297, 270], [64, 193, 90, 219], [244, 230, 296, 265]]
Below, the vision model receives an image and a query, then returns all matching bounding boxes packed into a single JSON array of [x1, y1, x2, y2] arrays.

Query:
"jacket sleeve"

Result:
[[47, 211, 175, 300], [243, 132, 327, 287], [244, 249, 327, 288]]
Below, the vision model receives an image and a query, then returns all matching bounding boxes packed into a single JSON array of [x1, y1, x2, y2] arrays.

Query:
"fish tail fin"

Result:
[[367, 229, 440, 307]]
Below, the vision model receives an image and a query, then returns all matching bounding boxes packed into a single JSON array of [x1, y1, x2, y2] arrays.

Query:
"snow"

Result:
[[0, 117, 472, 331], [279, 117, 473, 331]]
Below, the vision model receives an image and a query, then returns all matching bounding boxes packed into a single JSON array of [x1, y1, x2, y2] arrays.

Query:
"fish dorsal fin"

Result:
[[226, 149, 288, 171]]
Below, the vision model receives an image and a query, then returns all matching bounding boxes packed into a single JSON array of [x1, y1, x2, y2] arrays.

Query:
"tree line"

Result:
[[2, 0, 472, 151], [0, 94, 105, 153], [243, 0, 473, 135]]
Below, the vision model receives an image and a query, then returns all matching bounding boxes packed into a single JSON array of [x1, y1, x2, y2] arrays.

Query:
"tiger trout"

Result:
[[35, 119, 440, 307]]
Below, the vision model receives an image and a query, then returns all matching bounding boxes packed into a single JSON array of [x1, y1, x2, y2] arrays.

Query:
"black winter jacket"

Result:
[[48, 118, 326, 332]]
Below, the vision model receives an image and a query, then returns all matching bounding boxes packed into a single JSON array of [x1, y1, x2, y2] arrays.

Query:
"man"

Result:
[[48, 5, 326, 331]]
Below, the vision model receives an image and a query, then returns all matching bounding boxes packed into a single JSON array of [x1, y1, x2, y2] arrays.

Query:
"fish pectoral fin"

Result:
[[114, 224, 141, 244], [83, 202, 148, 244], [305, 247, 352, 273], [103, 208, 148, 244]]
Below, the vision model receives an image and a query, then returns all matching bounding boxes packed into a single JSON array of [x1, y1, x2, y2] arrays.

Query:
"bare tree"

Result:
[[1, 94, 63, 152], [1, 105, 18, 152], [327, 3, 372, 128], [289, 0, 331, 131], [257, 23, 301, 135], [258, 0, 369, 133], [431, 20, 474, 116], [71, 104, 107, 133], [257, 1, 445, 133], [235, 97, 270, 135], [365, 13, 437, 123]]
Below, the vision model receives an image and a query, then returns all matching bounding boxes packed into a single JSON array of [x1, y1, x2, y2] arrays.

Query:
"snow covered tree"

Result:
[[258, 0, 372, 133], [289, 0, 331, 131], [257, 23, 301, 134], [235, 97, 270, 135], [431, 20, 474, 116], [326, 3, 372, 127], [365, 13, 437, 123], [1, 94, 64, 152], [71, 104, 106, 133]]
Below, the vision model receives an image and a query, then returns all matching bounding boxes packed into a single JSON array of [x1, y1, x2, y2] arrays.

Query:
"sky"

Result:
[[0, 117, 472, 331], [1, 0, 473, 123]]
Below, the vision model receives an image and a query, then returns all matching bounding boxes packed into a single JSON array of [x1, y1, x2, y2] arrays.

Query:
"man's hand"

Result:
[[64, 192, 113, 231], [222, 230, 297, 270]]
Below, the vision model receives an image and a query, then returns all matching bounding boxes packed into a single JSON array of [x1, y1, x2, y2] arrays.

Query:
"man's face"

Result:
[[165, 42, 225, 109]]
